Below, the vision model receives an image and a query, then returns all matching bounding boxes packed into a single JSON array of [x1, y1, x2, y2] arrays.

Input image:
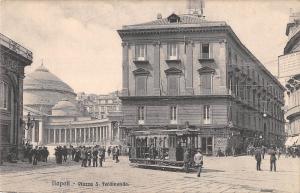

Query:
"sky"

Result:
[[1, 0, 299, 94]]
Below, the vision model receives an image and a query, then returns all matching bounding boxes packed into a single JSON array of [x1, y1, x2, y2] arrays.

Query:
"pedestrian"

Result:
[[32, 146, 38, 165], [194, 149, 203, 177], [92, 147, 98, 167], [115, 146, 120, 163], [277, 148, 281, 160], [270, 147, 277, 172], [71, 146, 76, 161], [62, 146, 68, 162], [99, 149, 104, 167], [261, 146, 265, 159], [87, 148, 92, 167], [81, 147, 87, 167], [254, 147, 262, 171], [183, 149, 190, 173], [102, 147, 106, 162], [107, 146, 111, 158]]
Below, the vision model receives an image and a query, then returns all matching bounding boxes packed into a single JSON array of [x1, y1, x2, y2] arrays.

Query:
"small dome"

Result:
[[52, 99, 80, 116]]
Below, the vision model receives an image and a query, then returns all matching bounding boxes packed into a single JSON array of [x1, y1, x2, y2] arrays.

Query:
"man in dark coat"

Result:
[[270, 147, 277, 172], [254, 148, 262, 171], [183, 149, 190, 173], [92, 147, 98, 167]]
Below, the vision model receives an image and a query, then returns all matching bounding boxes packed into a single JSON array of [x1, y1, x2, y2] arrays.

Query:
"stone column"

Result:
[[96, 127, 99, 142], [79, 128, 82, 144], [25, 129, 29, 141], [186, 40, 194, 95], [32, 124, 35, 144], [100, 127, 103, 141], [117, 123, 120, 141], [83, 128, 86, 143], [74, 128, 77, 144], [53, 129, 56, 144], [64, 129, 67, 144], [153, 41, 160, 95], [38, 120, 43, 145], [48, 129, 50, 144], [59, 129, 62, 144], [122, 42, 129, 96]]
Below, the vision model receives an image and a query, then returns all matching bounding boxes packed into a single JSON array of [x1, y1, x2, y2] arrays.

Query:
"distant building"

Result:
[[279, 10, 300, 146], [118, 12, 285, 159], [0, 33, 32, 159], [23, 65, 122, 147], [77, 91, 121, 120]]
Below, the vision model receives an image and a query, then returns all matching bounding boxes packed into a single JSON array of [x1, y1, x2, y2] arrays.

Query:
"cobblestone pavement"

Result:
[[0, 155, 299, 193]]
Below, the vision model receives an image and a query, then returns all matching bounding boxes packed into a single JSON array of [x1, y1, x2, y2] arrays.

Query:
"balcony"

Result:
[[165, 56, 181, 65], [133, 57, 149, 65], [198, 53, 215, 63]]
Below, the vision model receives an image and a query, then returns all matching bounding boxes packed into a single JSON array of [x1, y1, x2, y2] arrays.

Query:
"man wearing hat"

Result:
[[194, 149, 203, 177]]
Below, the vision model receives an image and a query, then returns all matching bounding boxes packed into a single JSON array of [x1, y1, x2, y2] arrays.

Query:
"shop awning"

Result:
[[285, 136, 300, 146]]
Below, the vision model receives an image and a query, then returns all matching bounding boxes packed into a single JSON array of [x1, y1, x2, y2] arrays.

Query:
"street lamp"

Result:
[[24, 112, 35, 144]]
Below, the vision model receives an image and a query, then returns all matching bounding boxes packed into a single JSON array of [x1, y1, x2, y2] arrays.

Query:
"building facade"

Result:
[[0, 33, 32, 159], [23, 65, 122, 147], [77, 91, 121, 120], [118, 13, 285, 157], [279, 10, 300, 146]]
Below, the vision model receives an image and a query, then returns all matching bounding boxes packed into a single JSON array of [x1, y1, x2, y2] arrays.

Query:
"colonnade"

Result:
[[47, 124, 116, 145]]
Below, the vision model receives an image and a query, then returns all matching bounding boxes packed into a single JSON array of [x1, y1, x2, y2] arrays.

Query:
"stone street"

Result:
[[0, 155, 299, 193]]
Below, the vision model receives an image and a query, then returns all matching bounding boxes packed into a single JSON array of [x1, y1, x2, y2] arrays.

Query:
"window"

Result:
[[170, 106, 177, 124], [168, 44, 178, 60], [137, 106, 145, 124], [136, 76, 147, 96], [200, 74, 213, 94], [203, 105, 211, 124], [0, 81, 9, 110], [201, 43, 210, 59], [135, 45, 146, 61], [167, 75, 179, 96], [228, 47, 232, 64]]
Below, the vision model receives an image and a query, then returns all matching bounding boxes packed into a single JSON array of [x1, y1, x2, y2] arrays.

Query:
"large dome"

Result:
[[24, 65, 76, 114], [24, 65, 74, 93]]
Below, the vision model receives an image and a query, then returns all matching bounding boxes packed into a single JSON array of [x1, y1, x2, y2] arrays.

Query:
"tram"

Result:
[[129, 128, 209, 168]]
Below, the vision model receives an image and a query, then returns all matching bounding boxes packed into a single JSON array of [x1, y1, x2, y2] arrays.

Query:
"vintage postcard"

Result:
[[0, 0, 299, 192]]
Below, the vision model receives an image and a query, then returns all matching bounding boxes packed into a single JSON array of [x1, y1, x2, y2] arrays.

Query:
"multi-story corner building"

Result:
[[118, 12, 285, 158], [0, 33, 32, 160], [77, 91, 121, 120], [279, 10, 300, 146]]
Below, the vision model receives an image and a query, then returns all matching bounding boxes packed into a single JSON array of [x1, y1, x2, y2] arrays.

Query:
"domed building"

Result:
[[24, 64, 76, 115], [23, 65, 122, 148]]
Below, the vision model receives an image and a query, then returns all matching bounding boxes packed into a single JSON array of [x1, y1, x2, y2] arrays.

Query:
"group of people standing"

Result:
[[254, 146, 279, 172], [52, 145, 121, 167], [23, 143, 49, 165]]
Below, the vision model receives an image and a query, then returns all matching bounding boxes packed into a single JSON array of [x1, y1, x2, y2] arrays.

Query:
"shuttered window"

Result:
[[203, 105, 211, 124], [135, 45, 146, 60], [167, 75, 179, 96], [200, 74, 212, 94], [168, 44, 178, 60], [136, 76, 147, 96]]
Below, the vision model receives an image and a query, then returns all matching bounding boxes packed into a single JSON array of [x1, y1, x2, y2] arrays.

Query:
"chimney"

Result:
[[157, 13, 162, 19]]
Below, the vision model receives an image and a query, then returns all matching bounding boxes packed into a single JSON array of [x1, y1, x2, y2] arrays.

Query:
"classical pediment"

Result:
[[164, 67, 182, 75], [133, 68, 150, 76], [197, 66, 215, 74]]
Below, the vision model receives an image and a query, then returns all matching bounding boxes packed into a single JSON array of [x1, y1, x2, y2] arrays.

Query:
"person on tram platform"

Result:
[[183, 149, 190, 173]]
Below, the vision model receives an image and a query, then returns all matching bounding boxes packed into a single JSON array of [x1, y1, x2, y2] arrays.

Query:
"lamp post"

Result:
[[24, 112, 35, 144]]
